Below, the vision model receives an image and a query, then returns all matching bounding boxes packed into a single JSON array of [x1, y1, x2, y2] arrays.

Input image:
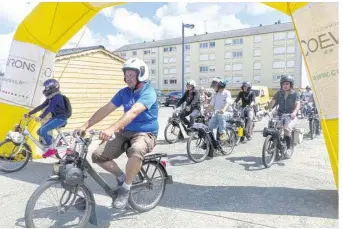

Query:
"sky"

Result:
[[0, 2, 292, 72]]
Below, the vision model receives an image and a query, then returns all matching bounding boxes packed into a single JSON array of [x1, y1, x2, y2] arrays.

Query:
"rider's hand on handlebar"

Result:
[[24, 113, 31, 119], [35, 117, 42, 122], [74, 126, 87, 138], [99, 127, 117, 142]]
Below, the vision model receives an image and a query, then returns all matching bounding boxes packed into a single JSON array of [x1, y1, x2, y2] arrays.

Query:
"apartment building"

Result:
[[115, 22, 305, 91]]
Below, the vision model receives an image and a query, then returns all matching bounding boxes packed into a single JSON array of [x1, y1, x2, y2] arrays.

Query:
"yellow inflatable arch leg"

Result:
[[263, 2, 339, 189]]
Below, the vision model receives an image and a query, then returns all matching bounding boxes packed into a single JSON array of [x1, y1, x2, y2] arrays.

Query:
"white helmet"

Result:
[[122, 58, 149, 82], [186, 80, 196, 87]]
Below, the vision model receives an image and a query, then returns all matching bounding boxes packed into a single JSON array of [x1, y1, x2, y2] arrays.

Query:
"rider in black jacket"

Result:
[[176, 80, 201, 128], [233, 81, 256, 140]]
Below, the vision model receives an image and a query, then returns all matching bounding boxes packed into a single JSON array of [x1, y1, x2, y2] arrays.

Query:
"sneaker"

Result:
[[42, 148, 57, 158], [219, 133, 228, 141], [112, 187, 130, 209], [284, 149, 292, 159]]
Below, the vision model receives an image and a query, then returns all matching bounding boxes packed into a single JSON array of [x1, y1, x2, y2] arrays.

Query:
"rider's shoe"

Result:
[[284, 149, 292, 159], [42, 148, 57, 158], [113, 187, 130, 209]]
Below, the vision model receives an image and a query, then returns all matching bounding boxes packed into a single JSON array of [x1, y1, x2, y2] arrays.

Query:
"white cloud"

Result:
[[246, 3, 275, 16], [0, 2, 37, 25], [62, 26, 130, 52], [104, 2, 251, 45]]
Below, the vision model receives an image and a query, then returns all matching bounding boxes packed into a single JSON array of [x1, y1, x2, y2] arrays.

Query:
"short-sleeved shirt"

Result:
[[210, 90, 233, 112], [273, 89, 300, 115], [111, 83, 158, 136]]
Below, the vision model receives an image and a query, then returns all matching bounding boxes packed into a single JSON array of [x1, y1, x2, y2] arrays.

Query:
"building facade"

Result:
[[115, 22, 305, 92]]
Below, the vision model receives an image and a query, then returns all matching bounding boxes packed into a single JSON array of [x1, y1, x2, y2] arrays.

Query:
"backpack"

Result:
[[62, 95, 72, 118]]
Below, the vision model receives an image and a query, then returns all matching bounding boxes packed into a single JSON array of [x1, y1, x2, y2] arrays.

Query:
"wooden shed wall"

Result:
[[54, 51, 125, 132]]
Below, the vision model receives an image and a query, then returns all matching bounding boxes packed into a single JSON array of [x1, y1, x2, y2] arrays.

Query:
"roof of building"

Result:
[[56, 45, 125, 62], [115, 22, 294, 52]]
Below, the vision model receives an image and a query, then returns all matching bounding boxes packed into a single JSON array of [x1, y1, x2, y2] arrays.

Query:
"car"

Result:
[[165, 91, 183, 107], [155, 89, 168, 106]]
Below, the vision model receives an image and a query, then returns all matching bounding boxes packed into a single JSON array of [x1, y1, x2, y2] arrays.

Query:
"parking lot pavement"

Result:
[[0, 106, 338, 228]]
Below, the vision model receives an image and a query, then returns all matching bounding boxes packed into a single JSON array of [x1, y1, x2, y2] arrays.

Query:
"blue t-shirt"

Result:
[[111, 83, 159, 136]]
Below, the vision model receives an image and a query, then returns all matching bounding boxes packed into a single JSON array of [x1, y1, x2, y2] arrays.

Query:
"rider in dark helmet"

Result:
[[233, 81, 256, 140], [24, 79, 69, 158], [267, 75, 300, 158]]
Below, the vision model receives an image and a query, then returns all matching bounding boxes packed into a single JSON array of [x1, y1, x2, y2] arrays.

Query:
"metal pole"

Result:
[[181, 22, 185, 96]]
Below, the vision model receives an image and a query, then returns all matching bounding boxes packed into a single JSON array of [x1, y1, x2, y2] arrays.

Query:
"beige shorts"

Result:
[[91, 130, 157, 163]]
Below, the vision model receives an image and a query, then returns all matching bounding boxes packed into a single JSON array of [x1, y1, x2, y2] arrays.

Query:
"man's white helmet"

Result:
[[186, 80, 196, 87], [122, 58, 149, 82]]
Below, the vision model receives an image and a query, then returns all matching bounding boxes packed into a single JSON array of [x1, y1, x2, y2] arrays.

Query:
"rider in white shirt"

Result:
[[205, 79, 233, 141]]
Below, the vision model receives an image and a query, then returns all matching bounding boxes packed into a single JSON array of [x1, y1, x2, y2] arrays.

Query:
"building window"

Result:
[[120, 52, 126, 57], [185, 44, 190, 51], [144, 50, 151, 55], [200, 42, 208, 49], [254, 75, 261, 84], [169, 68, 177, 74], [225, 39, 232, 46], [151, 59, 156, 65], [132, 51, 137, 56], [233, 51, 243, 58], [254, 62, 261, 70], [225, 64, 231, 71], [199, 54, 209, 61], [169, 57, 176, 63], [163, 58, 169, 64], [287, 31, 296, 39], [145, 60, 151, 65], [209, 41, 216, 48], [200, 77, 211, 85], [151, 48, 157, 55], [273, 75, 282, 82], [254, 36, 262, 43], [170, 79, 177, 84], [185, 55, 190, 62], [233, 63, 243, 71], [254, 49, 261, 57], [233, 38, 243, 45], [273, 46, 286, 55], [209, 65, 216, 72], [185, 67, 191, 73], [163, 47, 169, 52], [225, 52, 232, 59], [233, 76, 243, 84], [287, 46, 295, 53], [200, 66, 208, 73], [209, 54, 216, 60], [274, 32, 286, 41], [170, 46, 176, 52], [164, 79, 168, 84], [151, 69, 156, 75], [163, 68, 169, 74], [287, 60, 295, 68], [273, 61, 286, 69]]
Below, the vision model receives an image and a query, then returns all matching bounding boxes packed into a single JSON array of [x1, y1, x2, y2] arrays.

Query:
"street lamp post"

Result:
[[181, 22, 195, 96]]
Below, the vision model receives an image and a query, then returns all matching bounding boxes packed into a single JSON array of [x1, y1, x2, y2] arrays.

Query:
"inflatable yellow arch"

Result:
[[0, 2, 338, 189]]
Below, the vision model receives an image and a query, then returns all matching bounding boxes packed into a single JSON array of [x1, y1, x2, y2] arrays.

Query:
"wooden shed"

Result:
[[54, 45, 125, 132]]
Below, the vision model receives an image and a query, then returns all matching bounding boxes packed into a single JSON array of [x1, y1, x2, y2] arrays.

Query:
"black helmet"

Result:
[[43, 79, 60, 97], [306, 86, 311, 90], [241, 81, 252, 91], [280, 75, 294, 88]]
